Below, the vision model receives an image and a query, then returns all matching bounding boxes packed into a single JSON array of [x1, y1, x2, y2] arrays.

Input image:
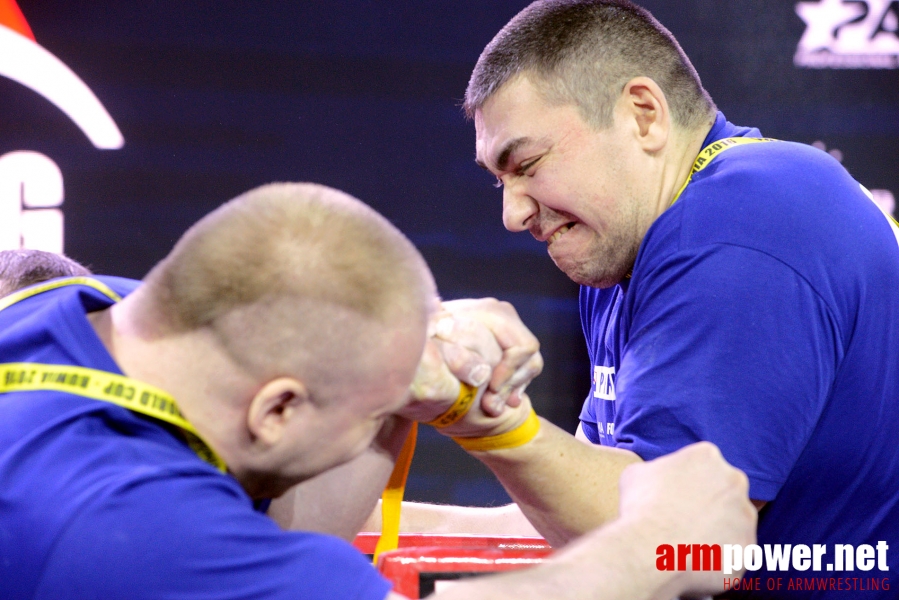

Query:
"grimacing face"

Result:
[[475, 75, 654, 288]]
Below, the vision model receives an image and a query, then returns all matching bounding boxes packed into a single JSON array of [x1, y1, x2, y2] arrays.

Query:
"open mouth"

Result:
[[548, 223, 574, 245]]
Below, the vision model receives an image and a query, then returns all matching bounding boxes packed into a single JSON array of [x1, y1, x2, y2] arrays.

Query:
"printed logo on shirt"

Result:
[[794, 0, 899, 69], [593, 365, 616, 401], [593, 422, 615, 442]]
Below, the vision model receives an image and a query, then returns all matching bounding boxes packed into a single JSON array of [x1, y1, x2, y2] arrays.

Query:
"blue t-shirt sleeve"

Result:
[[34, 472, 391, 600], [615, 243, 840, 501]]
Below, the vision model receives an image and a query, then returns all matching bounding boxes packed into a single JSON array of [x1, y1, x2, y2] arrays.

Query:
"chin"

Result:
[[556, 260, 629, 289], [553, 240, 638, 288], [573, 274, 624, 289]]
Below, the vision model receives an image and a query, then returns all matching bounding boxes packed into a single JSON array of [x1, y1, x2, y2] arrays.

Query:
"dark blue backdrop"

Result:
[[5, 0, 897, 505]]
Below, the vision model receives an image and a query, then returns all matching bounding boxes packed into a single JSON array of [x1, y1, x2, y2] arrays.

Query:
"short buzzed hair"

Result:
[[465, 0, 716, 131], [0, 249, 91, 298], [142, 183, 435, 383]]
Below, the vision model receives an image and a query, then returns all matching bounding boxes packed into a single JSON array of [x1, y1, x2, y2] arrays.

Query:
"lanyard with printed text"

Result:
[[671, 136, 776, 205], [0, 277, 227, 472]]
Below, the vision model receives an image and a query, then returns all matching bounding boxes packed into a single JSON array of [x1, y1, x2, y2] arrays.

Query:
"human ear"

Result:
[[246, 377, 309, 447], [619, 76, 670, 153]]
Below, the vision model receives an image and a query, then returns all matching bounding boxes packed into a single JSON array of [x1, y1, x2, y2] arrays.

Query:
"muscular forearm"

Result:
[[469, 418, 641, 546], [269, 417, 413, 540]]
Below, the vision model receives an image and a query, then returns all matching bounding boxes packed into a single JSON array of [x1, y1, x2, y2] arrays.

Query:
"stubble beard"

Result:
[[553, 229, 640, 288], [550, 203, 646, 289]]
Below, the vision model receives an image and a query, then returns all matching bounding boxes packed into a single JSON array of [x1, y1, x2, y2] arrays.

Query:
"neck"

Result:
[[88, 294, 259, 484], [652, 122, 713, 219]]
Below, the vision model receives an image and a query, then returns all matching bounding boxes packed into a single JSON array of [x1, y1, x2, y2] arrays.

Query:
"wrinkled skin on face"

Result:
[[475, 76, 658, 289]]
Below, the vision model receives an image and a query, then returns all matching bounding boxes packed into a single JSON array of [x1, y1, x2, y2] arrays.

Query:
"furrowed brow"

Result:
[[476, 138, 530, 173]]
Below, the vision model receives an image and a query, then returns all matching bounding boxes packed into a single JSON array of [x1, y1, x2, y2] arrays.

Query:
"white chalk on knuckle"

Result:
[[435, 316, 454, 338], [468, 364, 491, 387]]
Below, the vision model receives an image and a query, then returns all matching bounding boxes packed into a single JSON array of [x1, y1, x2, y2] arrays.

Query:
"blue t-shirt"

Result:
[[580, 114, 899, 594], [0, 277, 391, 600]]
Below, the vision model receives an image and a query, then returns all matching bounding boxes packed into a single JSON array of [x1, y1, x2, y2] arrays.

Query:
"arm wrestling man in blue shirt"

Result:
[[384, 2, 898, 597], [0, 181, 756, 600]]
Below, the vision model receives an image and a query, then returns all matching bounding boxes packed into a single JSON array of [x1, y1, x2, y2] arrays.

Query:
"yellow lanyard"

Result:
[[0, 278, 227, 472], [671, 136, 776, 205]]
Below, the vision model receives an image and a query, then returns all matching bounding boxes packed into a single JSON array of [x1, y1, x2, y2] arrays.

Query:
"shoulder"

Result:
[[683, 139, 869, 227], [643, 140, 891, 282], [0, 391, 236, 528], [0, 275, 139, 341], [37, 471, 390, 599], [691, 139, 855, 197]]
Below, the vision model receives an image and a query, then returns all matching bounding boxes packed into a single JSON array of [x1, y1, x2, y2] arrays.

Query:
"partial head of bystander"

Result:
[[0, 249, 91, 298]]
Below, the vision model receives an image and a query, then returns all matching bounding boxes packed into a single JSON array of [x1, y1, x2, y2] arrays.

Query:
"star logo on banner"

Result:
[[795, 0, 866, 50], [794, 0, 899, 67]]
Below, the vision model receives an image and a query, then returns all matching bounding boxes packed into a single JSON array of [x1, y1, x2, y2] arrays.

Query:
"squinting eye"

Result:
[[518, 159, 538, 174]]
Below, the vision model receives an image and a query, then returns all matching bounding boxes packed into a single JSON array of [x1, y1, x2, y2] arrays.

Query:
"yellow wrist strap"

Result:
[[372, 383, 481, 562], [373, 421, 417, 564], [373, 387, 533, 563], [453, 409, 540, 452], [425, 382, 477, 428]]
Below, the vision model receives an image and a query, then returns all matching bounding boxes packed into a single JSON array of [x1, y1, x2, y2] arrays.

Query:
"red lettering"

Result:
[[656, 545, 674, 571], [677, 544, 691, 571], [692, 543, 722, 571]]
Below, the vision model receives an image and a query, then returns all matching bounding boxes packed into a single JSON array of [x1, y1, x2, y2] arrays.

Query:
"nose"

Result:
[[502, 181, 538, 233]]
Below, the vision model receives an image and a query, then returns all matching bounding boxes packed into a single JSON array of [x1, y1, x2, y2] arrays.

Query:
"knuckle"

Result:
[[694, 440, 721, 460], [503, 347, 530, 364], [444, 352, 468, 373], [694, 440, 714, 453], [474, 297, 500, 312], [521, 338, 540, 353], [505, 372, 528, 389], [443, 348, 477, 375], [733, 469, 750, 494], [495, 299, 516, 313], [746, 504, 759, 527]]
